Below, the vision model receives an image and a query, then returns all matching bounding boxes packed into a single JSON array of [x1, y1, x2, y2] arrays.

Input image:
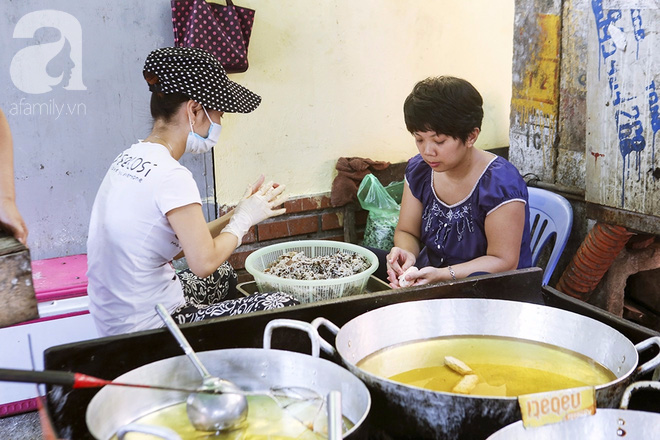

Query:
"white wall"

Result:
[[214, 0, 515, 203], [3, 1, 178, 259]]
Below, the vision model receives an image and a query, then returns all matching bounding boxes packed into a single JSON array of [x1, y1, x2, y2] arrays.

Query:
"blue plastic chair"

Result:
[[527, 187, 573, 285]]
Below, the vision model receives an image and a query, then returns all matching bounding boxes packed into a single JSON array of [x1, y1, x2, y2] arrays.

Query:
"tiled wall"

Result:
[[222, 194, 368, 283]]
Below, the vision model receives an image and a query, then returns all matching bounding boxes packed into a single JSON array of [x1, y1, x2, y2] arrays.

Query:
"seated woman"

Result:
[[87, 47, 298, 337], [383, 76, 532, 288]]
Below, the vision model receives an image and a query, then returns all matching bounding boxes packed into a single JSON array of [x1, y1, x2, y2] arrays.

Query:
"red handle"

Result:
[[0, 368, 109, 389], [0, 367, 208, 394], [71, 373, 112, 389]]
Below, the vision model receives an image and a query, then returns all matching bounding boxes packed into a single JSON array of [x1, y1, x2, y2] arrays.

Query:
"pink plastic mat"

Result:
[[31, 254, 88, 301], [1, 255, 91, 417], [0, 397, 39, 417]]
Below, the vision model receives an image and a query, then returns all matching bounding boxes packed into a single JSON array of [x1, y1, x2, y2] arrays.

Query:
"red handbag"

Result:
[[171, 0, 255, 73]]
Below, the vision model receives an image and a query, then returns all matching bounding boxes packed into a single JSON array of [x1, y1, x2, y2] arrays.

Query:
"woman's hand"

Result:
[[239, 179, 287, 224], [390, 264, 456, 289], [246, 174, 283, 197], [247, 174, 266, 196], [403, 266, 449, 287], [169, 176, 288, 278], [0, 197, 28, 246], [221, 178, 288, 247], [386, 247, 416, 287], [397, 266, 419, 287]]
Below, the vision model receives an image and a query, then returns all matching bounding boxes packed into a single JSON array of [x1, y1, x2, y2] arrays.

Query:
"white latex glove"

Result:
[[221, 180, 288, 247]]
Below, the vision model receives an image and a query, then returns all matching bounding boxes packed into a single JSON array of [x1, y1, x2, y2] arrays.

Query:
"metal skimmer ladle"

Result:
[[155, 304, 248, 432], [156, 308, 342, 436]]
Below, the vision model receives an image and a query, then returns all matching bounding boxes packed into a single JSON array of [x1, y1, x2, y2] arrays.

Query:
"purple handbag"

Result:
[[171, 0, 255, 73]]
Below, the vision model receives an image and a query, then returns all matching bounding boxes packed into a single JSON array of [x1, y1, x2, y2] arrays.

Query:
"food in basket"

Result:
[[245, 241, 378, 303], [264, 250, 371, 280]]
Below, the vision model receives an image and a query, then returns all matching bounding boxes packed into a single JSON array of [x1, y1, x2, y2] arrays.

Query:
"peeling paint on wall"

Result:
[[586, 0, 659, 215], [648, 80, 660, 165], [510, 8, 562, 182], [555, 0, 590, 189]]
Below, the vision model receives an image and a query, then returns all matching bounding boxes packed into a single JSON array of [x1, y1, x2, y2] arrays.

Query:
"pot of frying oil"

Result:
[[85, 321, 371, 440], [311, 298, 660, 440]]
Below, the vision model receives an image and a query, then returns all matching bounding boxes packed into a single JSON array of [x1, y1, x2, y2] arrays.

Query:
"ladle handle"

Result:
[[0, 368, 76, 387], [0, 368, 117, 390], [155, 303, 211, 380], [327, 390, 343, 440]]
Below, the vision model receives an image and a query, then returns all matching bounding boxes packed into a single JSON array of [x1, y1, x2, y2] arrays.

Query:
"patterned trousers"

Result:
[[170, 261, 299, 324]]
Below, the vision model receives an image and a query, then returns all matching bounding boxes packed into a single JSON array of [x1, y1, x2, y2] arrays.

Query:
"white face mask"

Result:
[[186, 106, 222, 154]]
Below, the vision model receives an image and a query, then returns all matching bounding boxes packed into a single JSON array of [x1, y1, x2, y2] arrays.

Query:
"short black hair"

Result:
[[403, 76, 484, 143], [149, 90, 190, 122]]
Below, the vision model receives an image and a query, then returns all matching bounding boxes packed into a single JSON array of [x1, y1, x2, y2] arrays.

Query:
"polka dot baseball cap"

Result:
[[143, 47, 261, 113]]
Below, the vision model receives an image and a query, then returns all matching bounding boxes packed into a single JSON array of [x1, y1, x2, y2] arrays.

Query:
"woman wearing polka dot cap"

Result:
[[86, 47, 298, 337]]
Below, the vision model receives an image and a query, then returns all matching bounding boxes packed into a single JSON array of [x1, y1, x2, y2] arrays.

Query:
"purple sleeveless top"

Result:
[[405, 154, 532, 269]]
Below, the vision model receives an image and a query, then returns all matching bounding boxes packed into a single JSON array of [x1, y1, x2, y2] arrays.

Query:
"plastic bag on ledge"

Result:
[[357, 173, 403, 251]]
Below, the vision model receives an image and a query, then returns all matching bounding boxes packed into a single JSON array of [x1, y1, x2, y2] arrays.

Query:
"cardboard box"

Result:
[[0, 232, 37, 327]]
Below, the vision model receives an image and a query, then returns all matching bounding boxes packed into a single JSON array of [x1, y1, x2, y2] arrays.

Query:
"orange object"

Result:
[[557, 223, 633, 299]]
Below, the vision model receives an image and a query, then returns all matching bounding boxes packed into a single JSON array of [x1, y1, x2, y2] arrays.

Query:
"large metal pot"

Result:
[[86, 320, 371, 440], [485, 408, 660, 439], [486, 381, 660, 439], [313, 298, 660, 440]]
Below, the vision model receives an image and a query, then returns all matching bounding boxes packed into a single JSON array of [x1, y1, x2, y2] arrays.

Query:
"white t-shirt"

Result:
[[87, 142, 201, 336]]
